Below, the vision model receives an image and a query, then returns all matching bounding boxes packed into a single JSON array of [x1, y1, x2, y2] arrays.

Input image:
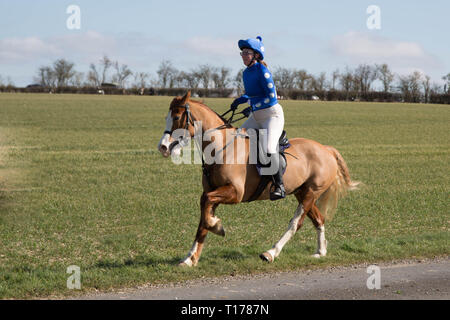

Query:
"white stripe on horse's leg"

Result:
[[313, 225, 327, 258], [266, 204, 304, 261], [180, 241, 199, 267]]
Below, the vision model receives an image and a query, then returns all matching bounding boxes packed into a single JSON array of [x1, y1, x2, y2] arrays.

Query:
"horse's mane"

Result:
[[189, 99, 233, 128]]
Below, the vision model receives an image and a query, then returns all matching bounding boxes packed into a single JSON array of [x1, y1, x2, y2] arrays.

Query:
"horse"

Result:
[[158, 91, 360, 267]]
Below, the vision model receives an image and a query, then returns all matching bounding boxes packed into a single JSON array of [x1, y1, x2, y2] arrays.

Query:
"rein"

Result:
[[218, 108, 247, 128], [167, 103, 246, 135]]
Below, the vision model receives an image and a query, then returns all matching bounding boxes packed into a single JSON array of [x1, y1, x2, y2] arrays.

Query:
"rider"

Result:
[[230, 36, 286, 200]]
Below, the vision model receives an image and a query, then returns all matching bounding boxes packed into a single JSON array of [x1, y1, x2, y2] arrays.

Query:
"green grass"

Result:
[[0, 93, 448, 299]]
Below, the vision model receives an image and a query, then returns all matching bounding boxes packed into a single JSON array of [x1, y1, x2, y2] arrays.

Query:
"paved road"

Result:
[[77, 257, 449, 300]]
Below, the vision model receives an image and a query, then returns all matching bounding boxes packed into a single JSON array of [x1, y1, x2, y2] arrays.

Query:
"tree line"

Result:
[[1, 55, 449, 104]]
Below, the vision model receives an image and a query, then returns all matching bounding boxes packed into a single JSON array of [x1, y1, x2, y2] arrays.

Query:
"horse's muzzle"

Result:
[[159, 144, 170, 157]]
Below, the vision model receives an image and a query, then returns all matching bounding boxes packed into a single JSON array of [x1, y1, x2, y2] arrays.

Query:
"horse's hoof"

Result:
[[210, 222, 225, 237], [178, 257, 196, 267], [259, 252, 273, 263], [312, 254, 321, 259]]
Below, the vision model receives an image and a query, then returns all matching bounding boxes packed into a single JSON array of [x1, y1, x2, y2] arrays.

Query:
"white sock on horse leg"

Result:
[[314, 225, 327, 257], [267, 205, 304, 259], [181, 241, 199, 266]]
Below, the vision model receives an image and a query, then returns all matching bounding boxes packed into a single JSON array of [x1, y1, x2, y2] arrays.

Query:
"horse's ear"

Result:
[[181, 91, 191, 104]]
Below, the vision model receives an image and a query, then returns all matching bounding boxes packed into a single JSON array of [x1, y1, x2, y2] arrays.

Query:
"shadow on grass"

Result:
[[93, 249, 250, 270], [204, 248, 249, 262], [94, 255, 183, 270]]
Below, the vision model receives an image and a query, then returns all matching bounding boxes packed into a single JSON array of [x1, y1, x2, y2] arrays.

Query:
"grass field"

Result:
[[0, 93, 448, 299]]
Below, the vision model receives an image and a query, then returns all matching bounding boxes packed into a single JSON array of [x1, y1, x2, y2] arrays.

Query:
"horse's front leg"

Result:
[[179, 184, 239, 267]]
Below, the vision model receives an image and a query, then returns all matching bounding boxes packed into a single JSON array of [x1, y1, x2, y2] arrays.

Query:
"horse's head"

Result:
[[158, 91, 194, 158]]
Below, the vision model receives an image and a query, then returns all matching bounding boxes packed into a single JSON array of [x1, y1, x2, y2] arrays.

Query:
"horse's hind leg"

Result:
[[260, 187, 316, 263], [307, 204, 327, 258], [260, 203, 306, 262]]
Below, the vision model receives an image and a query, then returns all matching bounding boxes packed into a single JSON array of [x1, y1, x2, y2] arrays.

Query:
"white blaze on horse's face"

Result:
[[158, 110, 173, 157]]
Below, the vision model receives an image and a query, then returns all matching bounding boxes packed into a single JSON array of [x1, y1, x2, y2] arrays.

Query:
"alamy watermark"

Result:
[[366, 5, 381, 30], [66, 5, 81, 30], [67, 265, 81, 290], [366, 265, 381, 290]]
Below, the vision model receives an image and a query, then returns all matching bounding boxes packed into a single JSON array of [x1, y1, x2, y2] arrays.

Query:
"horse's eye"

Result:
[[174, 116, 180, 121]]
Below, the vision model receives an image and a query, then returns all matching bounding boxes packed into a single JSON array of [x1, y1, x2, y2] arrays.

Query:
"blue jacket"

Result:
[[235, 62, 278, 112]]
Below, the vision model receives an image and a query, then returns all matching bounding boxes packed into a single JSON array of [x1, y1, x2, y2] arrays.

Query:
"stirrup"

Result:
[[270, 184, 286, 201]]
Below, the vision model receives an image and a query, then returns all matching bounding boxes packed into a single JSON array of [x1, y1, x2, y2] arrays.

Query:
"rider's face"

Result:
[[240, 49, 255, 66]]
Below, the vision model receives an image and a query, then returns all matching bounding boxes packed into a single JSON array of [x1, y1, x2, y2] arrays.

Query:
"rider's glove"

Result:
[[242, 107, 251, 118], [230, 95, 249, 111], [230, 99, 240, 111]]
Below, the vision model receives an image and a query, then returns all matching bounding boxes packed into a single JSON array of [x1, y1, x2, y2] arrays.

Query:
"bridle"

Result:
[[165, 103, 246, 141], [164, 103, 194, 136], [165, 103, 196, 153]]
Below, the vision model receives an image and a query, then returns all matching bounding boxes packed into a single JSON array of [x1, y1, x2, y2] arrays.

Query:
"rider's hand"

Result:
[[242, 107, 251, 118], [230, 99, 240, 111]]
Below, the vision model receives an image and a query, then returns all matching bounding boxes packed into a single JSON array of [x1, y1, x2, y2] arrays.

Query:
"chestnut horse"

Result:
[[158, 92, 359, 267]]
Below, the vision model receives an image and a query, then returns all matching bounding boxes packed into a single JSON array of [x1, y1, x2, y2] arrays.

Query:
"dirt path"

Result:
[[76, 256, 449, 300]]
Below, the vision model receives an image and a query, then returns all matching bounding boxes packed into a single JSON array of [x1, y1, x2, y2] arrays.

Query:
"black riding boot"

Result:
[[267, 153, 286, 201]]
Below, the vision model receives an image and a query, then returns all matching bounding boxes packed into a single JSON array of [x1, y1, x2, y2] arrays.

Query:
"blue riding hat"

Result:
[[238, 36, 265, 60]]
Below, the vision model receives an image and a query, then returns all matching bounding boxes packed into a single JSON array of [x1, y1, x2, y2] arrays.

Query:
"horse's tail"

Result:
[[316, 146, 361, 221]]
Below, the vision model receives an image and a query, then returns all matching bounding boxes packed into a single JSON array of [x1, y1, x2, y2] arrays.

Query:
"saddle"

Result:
[[247, 130, 291, 202]]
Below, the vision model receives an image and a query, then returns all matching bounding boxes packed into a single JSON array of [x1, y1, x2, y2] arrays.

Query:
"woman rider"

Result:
[[230, 36, 286, 200]]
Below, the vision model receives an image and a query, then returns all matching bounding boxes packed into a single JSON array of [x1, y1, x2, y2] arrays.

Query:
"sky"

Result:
[[0, 0, 449, 87]]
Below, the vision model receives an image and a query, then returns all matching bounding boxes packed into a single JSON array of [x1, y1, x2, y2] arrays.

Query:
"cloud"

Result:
[[182, 36, 237, 57], [0, 36, 60, 62], [330, 31, 443, 74], [53, 31, 117, 58], [0, 31, 119, 64]]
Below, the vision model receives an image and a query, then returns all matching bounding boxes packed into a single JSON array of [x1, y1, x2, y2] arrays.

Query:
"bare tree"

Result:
[[87, 64, 100, 87], [100, 55, 113, 84], [398, 74, 411, 102], [69, 72, 84, 88], [293, 69, 310, 90], [212, 67, 231, 89], [313, 72, 327, 91], [53, 59, 76, 87], [339, 67, 354, 96], [112, 61, 133, 88], [133, 72, 149, 88], [177, 70, 201, 89], [442, 73, 450, 93], [430, 83, 442, 96], [168, 68, 179, 89], [409, 71, 422, 102], [331, 69, 340, 90], [397, 71, 422, 102], [194, 64, 215, 90], [187, 71, 201, 89], [174, 71, 188, 88], [422, 75, 431, 103], [354, 64, 377, 93], [34, 59, 74, 88], [157, 60, 178, 88], [273, 67, 295, 91], [35, 66, 56, 87], [234, 69, 245, 95], [376, 63, 395, 93]]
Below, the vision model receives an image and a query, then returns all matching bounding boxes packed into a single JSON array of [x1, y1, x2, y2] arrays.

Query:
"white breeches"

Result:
[[240, 103, 285, 154]]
